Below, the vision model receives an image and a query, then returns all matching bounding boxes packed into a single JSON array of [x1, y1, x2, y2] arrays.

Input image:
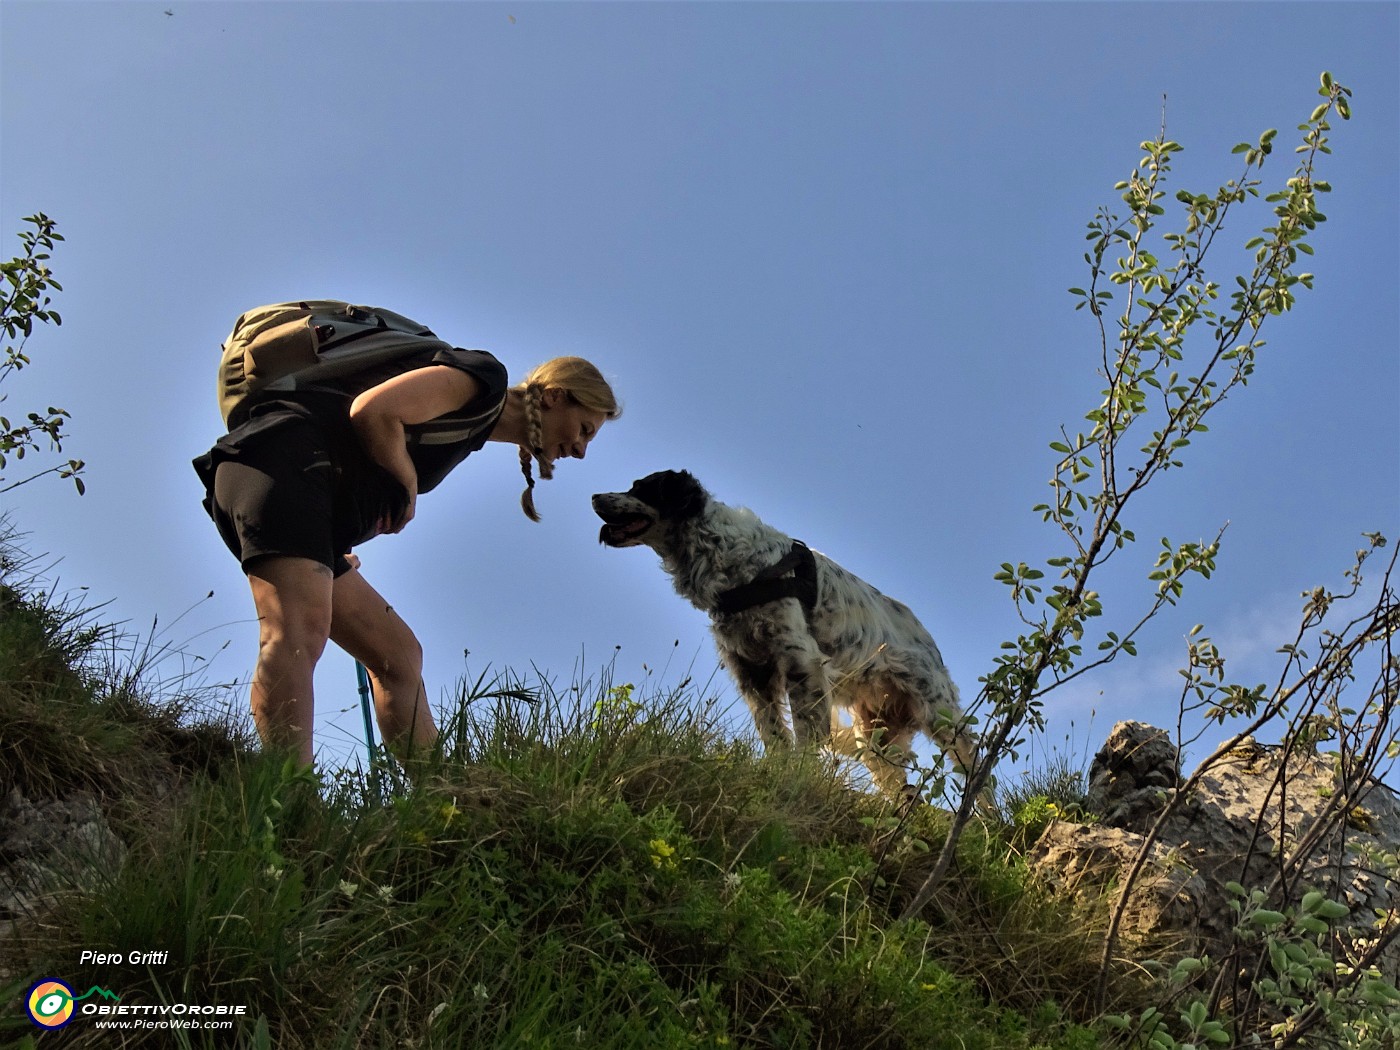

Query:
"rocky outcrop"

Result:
[[0, 787, 127, 943], [1029, 721, 1400, 974], [1081, 721, 1182, 833]]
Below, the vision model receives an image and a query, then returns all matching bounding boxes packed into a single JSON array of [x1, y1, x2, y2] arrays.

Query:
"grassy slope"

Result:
[[0, 566, 1109, 1050]]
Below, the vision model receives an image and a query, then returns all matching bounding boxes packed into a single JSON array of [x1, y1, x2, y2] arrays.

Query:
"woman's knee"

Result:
[[247, 557, 335, 663], [257, 626, 331, 672], [329, 570, 423, 683], [360, 627, 423, 685]]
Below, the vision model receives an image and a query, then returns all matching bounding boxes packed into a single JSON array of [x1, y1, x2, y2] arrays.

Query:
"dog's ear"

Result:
[[633, 470, 707, 520], [663, 470, 707, 520]]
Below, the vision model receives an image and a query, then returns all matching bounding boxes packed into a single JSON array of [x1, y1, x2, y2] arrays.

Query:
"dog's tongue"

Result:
[[599, 522, 629, 545], [599, 517, 647, 546]]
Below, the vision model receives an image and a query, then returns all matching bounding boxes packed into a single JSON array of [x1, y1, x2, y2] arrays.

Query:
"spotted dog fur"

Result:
[[593, 470, 976, 798]]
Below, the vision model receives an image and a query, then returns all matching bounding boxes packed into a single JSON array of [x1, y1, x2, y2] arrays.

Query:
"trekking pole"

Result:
[[354, 660, 382, 799]]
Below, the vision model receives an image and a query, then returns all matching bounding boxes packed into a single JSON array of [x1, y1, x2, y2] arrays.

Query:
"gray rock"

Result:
[[1083, 721, 1182, 834], [1028, 821, 1209, 955], [0, 786, 127, 918], [1031, 722, 1400, 977]]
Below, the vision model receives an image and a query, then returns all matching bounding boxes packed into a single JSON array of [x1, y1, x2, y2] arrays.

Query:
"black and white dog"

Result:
[[592, 470, 977, 798]]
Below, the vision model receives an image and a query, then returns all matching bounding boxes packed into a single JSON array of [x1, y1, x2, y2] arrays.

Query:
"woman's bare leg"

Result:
[[246, 556, 335, 767], [328, 566, 437, 762]]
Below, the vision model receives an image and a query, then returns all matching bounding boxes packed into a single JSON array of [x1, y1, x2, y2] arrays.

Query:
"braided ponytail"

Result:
[[509, 357, 621, 522], [517, 383, 554, 523]]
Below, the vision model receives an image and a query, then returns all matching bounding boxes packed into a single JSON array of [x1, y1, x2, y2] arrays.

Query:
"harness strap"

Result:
[[713, 541, 818, 617]]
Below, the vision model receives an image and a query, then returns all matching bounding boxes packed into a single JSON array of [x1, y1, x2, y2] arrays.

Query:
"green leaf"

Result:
[[1185, 1000, 1209, 1028], [1315, 899, 1350, 920]]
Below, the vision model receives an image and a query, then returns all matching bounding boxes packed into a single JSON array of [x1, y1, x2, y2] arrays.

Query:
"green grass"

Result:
[[0, 541, 1110, 1049]]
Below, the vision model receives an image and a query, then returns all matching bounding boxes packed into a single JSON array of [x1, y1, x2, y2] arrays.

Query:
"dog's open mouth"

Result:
[[597, 514, 652, 546]]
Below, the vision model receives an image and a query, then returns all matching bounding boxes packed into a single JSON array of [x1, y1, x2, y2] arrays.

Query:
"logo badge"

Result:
[[26, 979, 76, 1029]]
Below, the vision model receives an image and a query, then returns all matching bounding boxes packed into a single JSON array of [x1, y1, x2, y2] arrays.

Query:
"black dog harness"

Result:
[[712, 540, 818, 618]]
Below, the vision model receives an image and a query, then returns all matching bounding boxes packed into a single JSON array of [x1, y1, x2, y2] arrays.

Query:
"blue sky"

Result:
[[3, 1, 1397, 780]]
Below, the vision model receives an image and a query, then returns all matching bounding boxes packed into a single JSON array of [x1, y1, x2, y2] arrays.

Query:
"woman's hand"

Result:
[[350, 365, 480, 534], [379, 487, 417, 535]]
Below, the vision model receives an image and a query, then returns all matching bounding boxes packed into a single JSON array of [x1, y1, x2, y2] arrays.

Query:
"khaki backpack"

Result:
[[217, 300, 452, 428]]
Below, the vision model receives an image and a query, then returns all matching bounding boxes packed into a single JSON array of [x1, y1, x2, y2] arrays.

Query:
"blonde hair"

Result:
[[513, 356, 621, 521]]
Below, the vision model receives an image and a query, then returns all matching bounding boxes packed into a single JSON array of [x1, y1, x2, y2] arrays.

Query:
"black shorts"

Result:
[[199, 412, 405, 579]]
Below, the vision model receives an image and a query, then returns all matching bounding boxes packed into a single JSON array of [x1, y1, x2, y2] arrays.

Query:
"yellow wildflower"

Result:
[[649, 838, 678, 870]]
